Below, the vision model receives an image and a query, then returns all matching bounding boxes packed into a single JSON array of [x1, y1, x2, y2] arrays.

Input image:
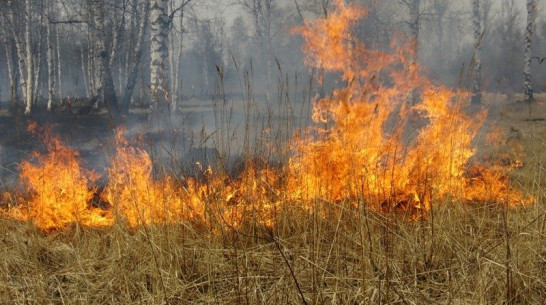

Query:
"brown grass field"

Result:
[[0, 92, 545, 304]]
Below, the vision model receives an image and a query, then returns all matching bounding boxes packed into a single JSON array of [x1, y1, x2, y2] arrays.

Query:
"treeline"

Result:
[[0, 0, 544, 118]]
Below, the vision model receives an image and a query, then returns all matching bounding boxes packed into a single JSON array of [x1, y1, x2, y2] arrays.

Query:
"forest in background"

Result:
[[0, 0, 545, 118]]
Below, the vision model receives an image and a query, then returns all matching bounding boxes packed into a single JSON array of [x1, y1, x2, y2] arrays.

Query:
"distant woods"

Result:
[[0, 0, 544, 117]]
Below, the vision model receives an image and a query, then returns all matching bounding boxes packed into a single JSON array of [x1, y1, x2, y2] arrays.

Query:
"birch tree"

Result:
[[523, 0, 537, 104], [149, 0, 170, 120], [121, 0, 150, 114], [1, 17, 19, 104], [46, 0, 55, 110], [168, 0, 191, 112], [24, 0, 34, 114], [32, 1, 44, 107], [6, 2, 29, 109], [89, 0, 119, 117]]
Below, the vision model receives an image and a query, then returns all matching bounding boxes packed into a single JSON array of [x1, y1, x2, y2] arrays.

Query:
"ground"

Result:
[[0, 93, 544, 304]]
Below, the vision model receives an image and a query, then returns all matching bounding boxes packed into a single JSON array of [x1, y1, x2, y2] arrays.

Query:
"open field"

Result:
[[0, 93, 545, 304], [1, 0, 545, 303]]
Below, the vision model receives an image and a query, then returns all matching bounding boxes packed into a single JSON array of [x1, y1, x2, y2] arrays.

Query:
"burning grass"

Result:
[[1, 0, 532, 232], [0, 0, 544, 303]]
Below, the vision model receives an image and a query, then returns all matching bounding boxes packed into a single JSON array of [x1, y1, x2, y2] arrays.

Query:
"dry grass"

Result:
[[1, 198, 546, 304], [1, 93, 545, 304]]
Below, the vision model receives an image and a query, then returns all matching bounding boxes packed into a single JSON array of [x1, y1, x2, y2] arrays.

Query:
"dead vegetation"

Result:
[[0, 92, 544, 304], [1, 190, 545, 304], [1, 2, 545, 301]]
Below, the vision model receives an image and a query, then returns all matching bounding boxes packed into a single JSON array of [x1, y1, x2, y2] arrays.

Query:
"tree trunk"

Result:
[[168, 0, 175, 103], [121, 0, 150, 114], [14, 36, 27, 106], [24, 0, 34, 114], [56, 26, 63, 104], [523, 0, 536, 104], [149, 0, 170, 123], [109, 0, 127, 69], [6, 4, 28, 106], [172, 8, 185, 112], [471, 0, 482, 104], [1, 18, 19, 104], [87, 27, 95, 97], [90, 0, 119, 119], [33, 2, 44, 107], [80, 43, 90, 97], [47, 0, 56, 111]]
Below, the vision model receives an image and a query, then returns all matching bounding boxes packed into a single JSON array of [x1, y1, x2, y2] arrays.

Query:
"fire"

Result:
[[5, 123, 112, 231], [287, 0, 530, 212], [0, 0, 532, 231]]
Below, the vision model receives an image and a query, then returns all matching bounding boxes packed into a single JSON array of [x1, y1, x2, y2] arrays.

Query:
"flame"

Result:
[[6, 124, 112, 231], [102, 128, 203, 229], [0, 0, 532, 231], [287, 0, 530, 212]]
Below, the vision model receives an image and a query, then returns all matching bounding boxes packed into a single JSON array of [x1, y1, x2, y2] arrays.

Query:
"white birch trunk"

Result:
[[6, 5, 27, 105], [125, 0, 139, 98], [149, 0, 170, 115], [80, 43, 90, 97], [172, 9, 185, 112], [87, 28, 95, 97], [121, 0, 149, 113], [24, 0, 34, 114], [1, 18, 18, 103], [109, 1, 126, 69], [523, 0, 537, 103], [56, 26, 63, 104], [168, 0, 175, 104], [90, 0, 118, 114], [3, 37, 15, 102], [47, 0, 55, 110], [90, 0, 104, 103], [14, 37, 27, 105], [33, 4, 43, 106]]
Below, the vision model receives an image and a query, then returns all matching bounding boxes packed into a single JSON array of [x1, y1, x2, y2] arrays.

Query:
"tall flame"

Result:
[[0, 0, 531, 231], [288, 0, 529, 211]]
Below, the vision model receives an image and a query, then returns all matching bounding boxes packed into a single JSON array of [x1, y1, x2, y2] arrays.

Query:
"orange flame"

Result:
[[0, 0, 532, 231], [288, 0, 530, 212], [6, 124, 112, 231], [102, 128, 202, 229]]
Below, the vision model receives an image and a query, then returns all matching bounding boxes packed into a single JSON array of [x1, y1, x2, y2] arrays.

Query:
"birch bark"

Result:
[[24, 0, 34, 114], [56, 26, 63, 104], [90, 0, 119, 117], [121, 0, 149, 114], [149, 0, 170, 120], [523, 0, 537, 103], [47, 0, 55, 110], [1, 18, 18, 104]]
